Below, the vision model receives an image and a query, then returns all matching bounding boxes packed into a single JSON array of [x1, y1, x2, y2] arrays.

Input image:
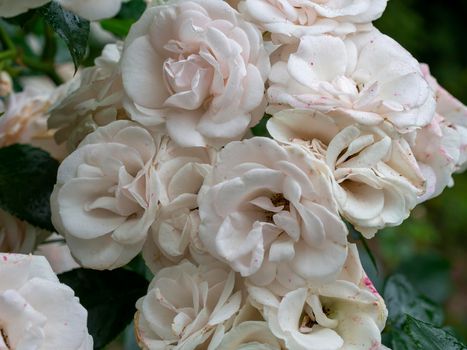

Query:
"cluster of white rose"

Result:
[[1, 0, 466, 349], [0, 254, 93, 349]]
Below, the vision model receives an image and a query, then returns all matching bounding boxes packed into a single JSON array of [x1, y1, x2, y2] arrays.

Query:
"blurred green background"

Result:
[[372, 0, 467, 341]]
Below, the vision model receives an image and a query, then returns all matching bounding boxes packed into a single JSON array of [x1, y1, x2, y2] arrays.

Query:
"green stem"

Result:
[[0, 49, 15, 61], [0, 25, 17, 62], [41, 23, 57, 63], [0, 24, 15, 51], [0, 22, 63, 85]]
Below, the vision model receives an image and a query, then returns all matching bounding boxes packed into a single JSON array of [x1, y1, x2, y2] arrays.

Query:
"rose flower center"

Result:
[[271, 193, 290, 211], [264, 193, 290, 222]]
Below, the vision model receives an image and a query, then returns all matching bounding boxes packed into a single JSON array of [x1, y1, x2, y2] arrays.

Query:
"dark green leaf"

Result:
[[39, 2, 89, 68], [384, 274, 443, 328], [3, 10, 39, 28], [58, 268, 149, 350], [0, 144, 58, 231], [116, 0, 146, 20], [402, 315, 467, 350], [396, 254, 452, 304], [125, 254, 154, 281], [251, 113, 271, 137], [100, 19, 134, 38], [391, 331, 413, 350]]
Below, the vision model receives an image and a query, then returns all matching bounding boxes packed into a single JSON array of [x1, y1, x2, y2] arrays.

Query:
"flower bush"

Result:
[[0, 0, 466, 349]]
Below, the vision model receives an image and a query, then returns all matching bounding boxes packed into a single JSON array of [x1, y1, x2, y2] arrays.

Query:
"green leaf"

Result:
[[125, 254, 154, 282], [99, 0, 146, 38], [0, 144, 58, 231], [391, 331, 413, 350], [251, 114, 271, 137], [116, 0, 146, 20], [3, 10, 39, 28], [384, 274, 443, 328], [100, 18, 135, 38], [39, 2, 89, 68], [396, 253, 452, 304], [58, 268, 149, 350], [402, 315, 467, 350]]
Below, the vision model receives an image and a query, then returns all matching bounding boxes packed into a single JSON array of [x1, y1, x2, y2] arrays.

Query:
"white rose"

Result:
[[0, 209, 49, 253], [198, 137, 348, 289], [432, 83, 467, 173], [49, 43, 127, 153], [412, 64, 467, 202], [0, 0, 123, 20], [135, 261, 242, 350], [248, 244, 388, 350], [268, 109, 425, 237], [121, 0, 270, 148], [412, 115, 460, 203], [0, 253, 92, 349], [0, 86, 66, 160], [239, 0, 387, 42], [56, 0, 123, 21], [143, 138, 216, 272], [216, 321, 283, 350], [51, 120, 160, 269], [208, 299, 284, 349], [35, 234, 80, 274], [268, 30, 436, 133], [0, 0, 50, 17]]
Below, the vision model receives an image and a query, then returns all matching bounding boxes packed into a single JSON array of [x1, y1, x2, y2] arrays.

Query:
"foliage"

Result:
[[59, 268, 149, 350], [39, 2, 90, 68], [100, 0, 146, 38], [0, 144, 58, 231]]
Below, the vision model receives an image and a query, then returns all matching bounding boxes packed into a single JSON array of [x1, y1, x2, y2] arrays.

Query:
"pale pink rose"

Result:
[[0, 254, 92, 349], [49, 43, 128, 153], [411, 64, 467, 202], [198, 137, 348, 289], [433, 90, 467, 172], [268, 30, 436, 133], [412, 115, 461, 203], [239, 0, 387, 43], [248, 244, 388, 350], [51, 121, 160, 269], [215, 321, 283, 350], [207, 300, 284, 349], [135, 261, 242, 350], [0, 86, 66, 160], [121, 0, 270, 148], [35, 234, 80, 274], [0, 209, 49, 254], [267, 109, 425, 237], [143, 138, 216, 272]]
